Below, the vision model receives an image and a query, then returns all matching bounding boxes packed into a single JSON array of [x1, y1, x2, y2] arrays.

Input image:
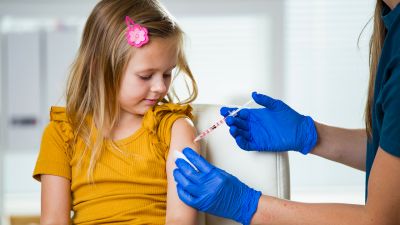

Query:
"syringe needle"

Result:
[[227, 99, 254, 117], [193, 99, 254, 142], [194, 117, 226, 142]]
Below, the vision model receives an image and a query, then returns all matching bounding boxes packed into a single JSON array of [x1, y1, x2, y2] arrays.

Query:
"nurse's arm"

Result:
[[310, 122, 367, 171], [251, 148, 400, 225]]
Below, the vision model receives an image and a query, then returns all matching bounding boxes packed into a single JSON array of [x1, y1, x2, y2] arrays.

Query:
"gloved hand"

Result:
[[220, 92, 317, 154], [174, 147, 261, 225]]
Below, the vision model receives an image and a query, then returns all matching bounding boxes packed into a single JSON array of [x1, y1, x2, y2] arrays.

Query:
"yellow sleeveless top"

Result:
[[33, 103, 193, 225]]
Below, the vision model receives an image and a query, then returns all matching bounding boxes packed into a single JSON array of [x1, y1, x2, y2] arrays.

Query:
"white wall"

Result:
[[284, 0, 375, 203]]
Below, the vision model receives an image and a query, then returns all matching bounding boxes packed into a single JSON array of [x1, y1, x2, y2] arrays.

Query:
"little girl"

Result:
[[33, 0, 199, 224]]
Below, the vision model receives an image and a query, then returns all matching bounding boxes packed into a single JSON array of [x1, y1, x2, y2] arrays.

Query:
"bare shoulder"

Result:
[[171, 117, 196, 134], [169, 117, 199, 152]]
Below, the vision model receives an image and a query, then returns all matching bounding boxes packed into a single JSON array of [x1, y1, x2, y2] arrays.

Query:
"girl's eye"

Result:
[[138, 75, 152, 80], [163, 73, 172, 79]]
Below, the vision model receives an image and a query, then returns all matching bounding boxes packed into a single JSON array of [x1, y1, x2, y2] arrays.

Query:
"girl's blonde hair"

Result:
[[66, 0, 198, 179], [365, 0, 385, 137]]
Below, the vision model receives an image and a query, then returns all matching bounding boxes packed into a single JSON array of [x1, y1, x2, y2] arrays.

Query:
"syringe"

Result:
[[194, 99, 254, 142]]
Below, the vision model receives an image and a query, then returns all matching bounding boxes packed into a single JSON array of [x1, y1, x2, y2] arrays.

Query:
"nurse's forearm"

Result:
[[310, 122, 367, 171], [251, 195, 372, 225]]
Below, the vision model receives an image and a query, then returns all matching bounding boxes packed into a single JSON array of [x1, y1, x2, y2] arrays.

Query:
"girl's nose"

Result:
[[151, 76, 167, 93]]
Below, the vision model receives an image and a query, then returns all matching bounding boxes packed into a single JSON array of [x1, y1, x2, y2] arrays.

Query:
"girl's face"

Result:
[[119, 37, 178, 117]]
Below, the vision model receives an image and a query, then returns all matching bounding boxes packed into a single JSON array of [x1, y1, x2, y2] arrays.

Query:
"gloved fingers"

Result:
[[236, 108, 250, 120], [183, 147, 214, 174], [226, 116, 249, 131], [173, 168, 201, 195], [229, 126, 251, 140], [236, 136, 252, 150], [176, 184, 198, 206], [176, 158, 198, 176], [175, 158, 206, 186], [220, 107, 238, 117], [229, 126, 239, 137], [252, 91, 282, 110]]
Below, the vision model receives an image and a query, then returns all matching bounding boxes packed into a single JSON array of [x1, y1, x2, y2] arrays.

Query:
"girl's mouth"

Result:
[[144, 99, 158, 105]]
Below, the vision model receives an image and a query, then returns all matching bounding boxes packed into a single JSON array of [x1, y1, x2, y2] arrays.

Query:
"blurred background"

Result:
[[0, 0, 374, 224]]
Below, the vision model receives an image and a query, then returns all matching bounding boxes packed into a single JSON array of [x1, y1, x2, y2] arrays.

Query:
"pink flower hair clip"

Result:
[[125, 16, 149, 48]]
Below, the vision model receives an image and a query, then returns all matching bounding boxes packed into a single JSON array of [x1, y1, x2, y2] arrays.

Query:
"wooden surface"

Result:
[[9, 216, 40, 225]]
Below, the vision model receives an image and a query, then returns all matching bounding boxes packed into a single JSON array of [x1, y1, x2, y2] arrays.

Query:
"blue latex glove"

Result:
[[174, 147, 261, 225], [221, 92, 317, 154]]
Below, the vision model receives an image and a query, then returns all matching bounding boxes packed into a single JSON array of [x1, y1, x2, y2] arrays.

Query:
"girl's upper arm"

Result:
[[41, 174, 71, 225], [366, 147, 400, 223], [165, 117, 200, 225]]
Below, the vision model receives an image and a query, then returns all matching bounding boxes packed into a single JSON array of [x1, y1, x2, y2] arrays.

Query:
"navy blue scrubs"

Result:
[[366, 3, 400, 199]]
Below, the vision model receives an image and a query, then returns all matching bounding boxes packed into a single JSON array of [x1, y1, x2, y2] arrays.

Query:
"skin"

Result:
[[385, 0, 400, 9], [40, 175, 70, 225], [40, 37, 199, 225], [165, 118, 200, 225]]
